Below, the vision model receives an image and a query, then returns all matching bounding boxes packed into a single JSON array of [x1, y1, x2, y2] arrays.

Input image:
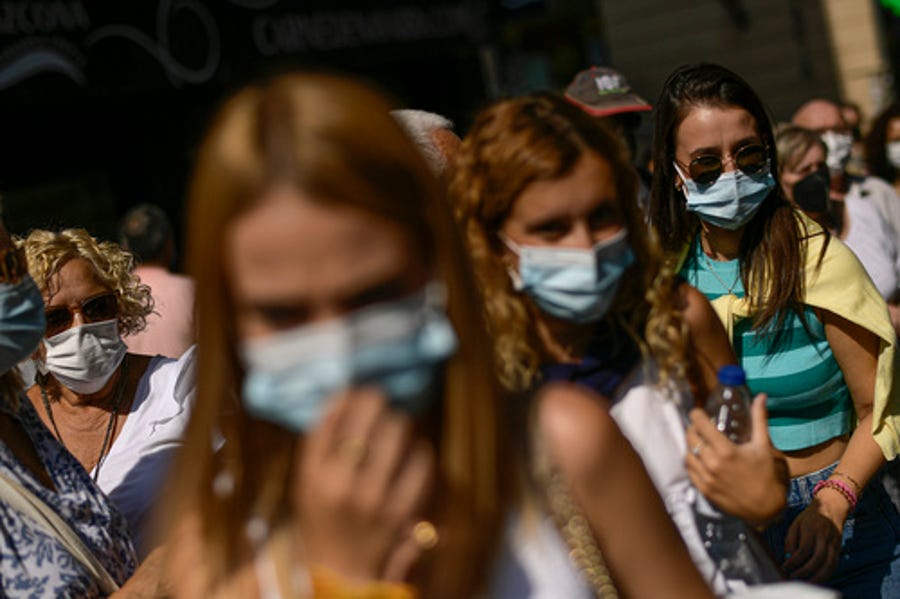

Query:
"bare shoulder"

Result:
[[676, 281, 734, 358], [533, 382, 624, 480], [676, 281, 721, 334]]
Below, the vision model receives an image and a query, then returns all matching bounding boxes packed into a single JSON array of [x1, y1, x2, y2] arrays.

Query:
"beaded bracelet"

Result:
[[813, 478, 858, 510], [832, 470, 863, 496]]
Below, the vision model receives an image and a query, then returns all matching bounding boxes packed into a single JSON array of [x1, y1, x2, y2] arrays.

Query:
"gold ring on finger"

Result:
[[338, 437, 368, 467], [412, 520, 439, 551]]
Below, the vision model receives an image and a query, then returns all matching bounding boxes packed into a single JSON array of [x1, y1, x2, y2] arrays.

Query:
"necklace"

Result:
[[701, 252, 741, 297], [40, 357, 130, 483]]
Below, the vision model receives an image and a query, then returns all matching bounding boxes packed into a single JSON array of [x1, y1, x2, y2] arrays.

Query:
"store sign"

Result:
[[0, 0, 486, 95], [253, 5, 482, 55]]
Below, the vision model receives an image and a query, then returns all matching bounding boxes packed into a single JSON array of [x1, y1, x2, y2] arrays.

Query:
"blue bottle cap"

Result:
[[717, 364, 746, 386]]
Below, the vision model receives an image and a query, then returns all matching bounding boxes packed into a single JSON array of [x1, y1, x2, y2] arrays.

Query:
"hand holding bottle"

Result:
[[685, 392, 789, 523]]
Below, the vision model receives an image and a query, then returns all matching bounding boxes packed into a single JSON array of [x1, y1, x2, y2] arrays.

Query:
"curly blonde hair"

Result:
[[16, 228, 153, 336], [450, 93, 689, 393]]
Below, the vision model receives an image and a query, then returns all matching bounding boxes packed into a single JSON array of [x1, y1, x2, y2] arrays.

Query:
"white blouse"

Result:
[[92, 345, 196, 556]]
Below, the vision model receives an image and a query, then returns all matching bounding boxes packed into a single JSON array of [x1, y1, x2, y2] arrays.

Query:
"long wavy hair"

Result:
[[16, 228, 153, 336], [450, 92, 688, 394], [864, 101, 900, 184], [649, 63, 812, 334], [170, 72, 513, 597]]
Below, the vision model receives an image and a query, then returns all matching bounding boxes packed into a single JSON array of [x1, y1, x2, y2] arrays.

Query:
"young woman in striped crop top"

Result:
[[649, 62, 900, 597]]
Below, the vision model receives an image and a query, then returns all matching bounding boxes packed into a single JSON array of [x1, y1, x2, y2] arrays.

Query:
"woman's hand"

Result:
[[782, 490, 848, 582], [685, 393, 788, 523], [294, 387, 436, 583]]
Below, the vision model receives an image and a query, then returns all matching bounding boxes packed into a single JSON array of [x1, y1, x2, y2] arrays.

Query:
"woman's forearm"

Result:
[[831, 414, 886, 496]]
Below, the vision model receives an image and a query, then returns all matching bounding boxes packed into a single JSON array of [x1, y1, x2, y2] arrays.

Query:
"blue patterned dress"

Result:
[[0, 395, 137, 598]]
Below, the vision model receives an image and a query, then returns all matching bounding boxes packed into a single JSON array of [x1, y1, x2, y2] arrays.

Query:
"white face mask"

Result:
[[820, 130, 853, 173], [886, 141, 900, 170], [40, 319, 127, 394]]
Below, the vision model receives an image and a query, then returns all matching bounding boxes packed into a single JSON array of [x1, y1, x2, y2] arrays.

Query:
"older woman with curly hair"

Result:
[[18, 228, 196, 558]]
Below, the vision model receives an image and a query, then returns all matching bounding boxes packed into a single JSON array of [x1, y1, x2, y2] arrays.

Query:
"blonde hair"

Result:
[[450, 93, 689, 393], [16, 228, 152, 336], [172, 72, 513, 596], [775, 123, 827, 174]]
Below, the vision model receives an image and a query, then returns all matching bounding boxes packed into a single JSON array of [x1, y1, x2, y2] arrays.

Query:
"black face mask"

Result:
[[792, 164, 830, 214]]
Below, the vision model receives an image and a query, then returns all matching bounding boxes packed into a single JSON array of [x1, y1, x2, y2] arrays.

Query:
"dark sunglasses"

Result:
[[681, 143, 769, 186], [44, 292, 118, 338]]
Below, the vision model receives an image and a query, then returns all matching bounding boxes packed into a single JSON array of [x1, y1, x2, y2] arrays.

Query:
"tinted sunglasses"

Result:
[[44, 292, 118, 337], [681, 143, 769, 185]]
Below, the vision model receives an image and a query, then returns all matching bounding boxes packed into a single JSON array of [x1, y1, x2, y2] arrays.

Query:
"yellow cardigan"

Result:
[[677, 212, 900, 459]]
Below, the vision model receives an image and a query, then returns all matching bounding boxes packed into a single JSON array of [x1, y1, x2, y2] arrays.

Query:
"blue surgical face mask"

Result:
[[238, 283, 457, 433], [675, 163, 775, 230], [0, 276, 46, 375], [503, 228, 634, 323]]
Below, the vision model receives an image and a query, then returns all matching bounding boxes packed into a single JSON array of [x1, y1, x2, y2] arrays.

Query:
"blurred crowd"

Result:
[[4, 60, 900, 599]]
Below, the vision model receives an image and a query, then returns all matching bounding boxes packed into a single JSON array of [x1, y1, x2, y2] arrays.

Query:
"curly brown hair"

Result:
[[16, 228, 153, 336], [450, 92, 689, 393]]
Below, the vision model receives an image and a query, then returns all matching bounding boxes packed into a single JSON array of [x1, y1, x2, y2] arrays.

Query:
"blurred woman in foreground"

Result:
[[165, 72, 713, 598]]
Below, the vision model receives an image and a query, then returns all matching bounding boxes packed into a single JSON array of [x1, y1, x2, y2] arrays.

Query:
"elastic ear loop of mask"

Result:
[[497, 233, 525, 290], [673, 162, 691, 190]]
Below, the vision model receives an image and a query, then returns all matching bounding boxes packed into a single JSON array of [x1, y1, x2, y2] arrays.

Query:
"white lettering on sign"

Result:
[[252, 4, 485, 56], [0, 1, 90, 36]]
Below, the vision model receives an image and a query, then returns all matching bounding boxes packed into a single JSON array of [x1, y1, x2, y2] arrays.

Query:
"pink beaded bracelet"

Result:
[[813, 478, 858, 510]]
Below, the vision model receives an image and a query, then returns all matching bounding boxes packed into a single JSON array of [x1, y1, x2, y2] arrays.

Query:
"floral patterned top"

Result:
[[0, 394, 137, 598]]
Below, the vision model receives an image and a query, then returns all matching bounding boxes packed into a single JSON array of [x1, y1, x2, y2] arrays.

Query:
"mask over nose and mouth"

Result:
[[820, 130, 853, 174], [674, 163, 776, 230], [792, 164, 831, 214], [502, 229, 635, 324], [239, 283, 457, 433]]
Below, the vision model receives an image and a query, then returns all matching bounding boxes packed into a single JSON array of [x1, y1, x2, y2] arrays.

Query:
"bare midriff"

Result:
[[782, 434, 849, 478]]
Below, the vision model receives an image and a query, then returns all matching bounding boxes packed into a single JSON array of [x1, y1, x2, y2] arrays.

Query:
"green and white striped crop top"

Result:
[[681, 239, 852, 451]]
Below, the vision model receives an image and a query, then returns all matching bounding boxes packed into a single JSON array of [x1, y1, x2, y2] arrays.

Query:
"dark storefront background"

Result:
[[3, 0, 871, 258], [0, 0, 606, 261]]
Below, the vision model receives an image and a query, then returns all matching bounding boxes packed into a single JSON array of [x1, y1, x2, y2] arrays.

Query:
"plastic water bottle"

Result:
[[705, 365, 752, 443]]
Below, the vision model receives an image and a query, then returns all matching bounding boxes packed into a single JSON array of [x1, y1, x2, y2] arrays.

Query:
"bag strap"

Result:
[[531, 437, 619, 599], [0, 470, 120, 594]]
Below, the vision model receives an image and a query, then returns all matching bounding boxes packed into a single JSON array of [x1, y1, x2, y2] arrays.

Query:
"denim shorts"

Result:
[[762, 462, 900, 598]]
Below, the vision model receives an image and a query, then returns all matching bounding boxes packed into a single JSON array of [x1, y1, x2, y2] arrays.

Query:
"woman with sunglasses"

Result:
[[650, 62, 900, 595], [18, 228, 196, 560]]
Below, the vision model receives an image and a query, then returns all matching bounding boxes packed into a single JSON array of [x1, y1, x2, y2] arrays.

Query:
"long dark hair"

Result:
[[865, 101, 900, 183], [649, 63, 814, 334]]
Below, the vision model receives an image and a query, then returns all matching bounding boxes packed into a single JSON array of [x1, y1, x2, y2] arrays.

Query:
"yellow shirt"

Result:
[[676, 212, 900, 459]]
